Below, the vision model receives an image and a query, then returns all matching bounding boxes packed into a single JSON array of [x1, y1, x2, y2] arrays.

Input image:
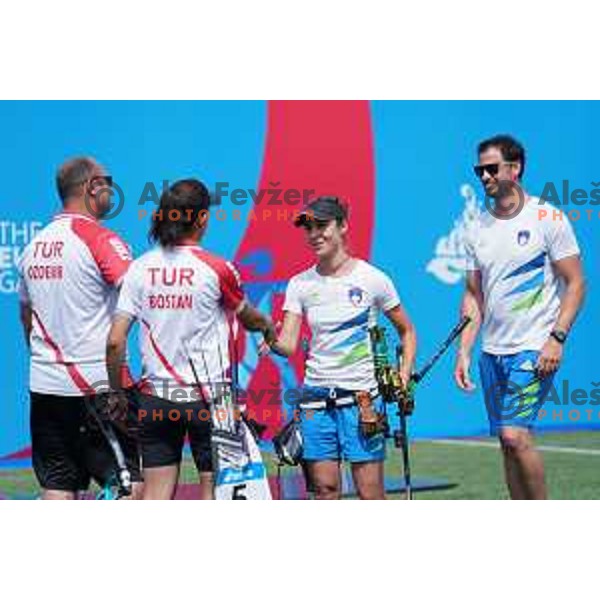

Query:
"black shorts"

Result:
[[30, 391, 142, 493], [136, 393, 212, 472]]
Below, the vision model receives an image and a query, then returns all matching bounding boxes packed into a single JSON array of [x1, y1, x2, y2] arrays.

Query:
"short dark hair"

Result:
[[478, 134, 526, 180], [56, 157, 97, 203], [149, 178, 211, 247]]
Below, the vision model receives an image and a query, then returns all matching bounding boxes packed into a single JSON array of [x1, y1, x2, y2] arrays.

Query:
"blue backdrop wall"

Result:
[[0, 100, 596, 456]]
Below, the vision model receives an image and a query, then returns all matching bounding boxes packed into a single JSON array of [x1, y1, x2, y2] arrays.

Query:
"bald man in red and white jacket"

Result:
[[18, 157, 141, 499]]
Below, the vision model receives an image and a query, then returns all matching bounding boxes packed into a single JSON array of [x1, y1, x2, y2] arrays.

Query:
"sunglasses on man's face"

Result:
[[473, 163, 500, 178], [473, 162, 517, 179]]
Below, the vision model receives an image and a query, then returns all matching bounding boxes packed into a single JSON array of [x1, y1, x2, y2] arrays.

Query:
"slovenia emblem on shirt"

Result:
[[517, 230, 531, 246], [348, 286, 365, 307]]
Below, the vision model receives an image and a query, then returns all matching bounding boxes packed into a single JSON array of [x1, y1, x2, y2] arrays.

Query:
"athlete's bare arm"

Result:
[[536, 255, 586, 376], [461, 270, 483, 352], [385, 304, 416, 386], [106, 313, 134, 392], [265, 311, 303, 358], [237, 303, 276, 345], [551, 255, 586, 335], [19, 302, 32, 348], [455, 270, 483, 391]]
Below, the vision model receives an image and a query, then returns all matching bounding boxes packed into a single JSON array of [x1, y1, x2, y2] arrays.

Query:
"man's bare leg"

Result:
[[42, 489, 76, 500], [499, 427, 547, 499], [198, 471, 214, 500], [142, 465, 179, 499], [502, 451, 526, 500]]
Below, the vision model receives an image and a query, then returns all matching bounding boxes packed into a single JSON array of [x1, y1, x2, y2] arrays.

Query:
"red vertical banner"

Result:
[[234, 100, 375, 436]]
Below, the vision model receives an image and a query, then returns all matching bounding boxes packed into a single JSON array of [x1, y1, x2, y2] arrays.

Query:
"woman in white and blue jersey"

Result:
[[267, 196, 417, 500]]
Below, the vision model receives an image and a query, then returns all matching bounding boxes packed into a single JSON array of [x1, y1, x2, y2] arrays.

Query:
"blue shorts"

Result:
[[299, 387, 386, 463], [479, 350, 555, 435]]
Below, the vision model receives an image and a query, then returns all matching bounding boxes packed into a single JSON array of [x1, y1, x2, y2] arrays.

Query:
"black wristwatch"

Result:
[[550, 329, 568, 344]]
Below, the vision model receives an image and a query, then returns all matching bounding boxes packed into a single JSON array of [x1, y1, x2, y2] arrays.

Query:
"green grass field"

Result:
[[3, 431, 600, 499], [406, 431, 600, 499]]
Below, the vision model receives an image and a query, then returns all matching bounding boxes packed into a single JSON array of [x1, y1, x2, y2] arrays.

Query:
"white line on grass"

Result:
[[430, 438, 600, 457]]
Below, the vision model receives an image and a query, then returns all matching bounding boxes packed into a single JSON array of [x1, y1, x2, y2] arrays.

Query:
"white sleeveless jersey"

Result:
[[18, 211, 133, 395], [116, 243, 246, 402]]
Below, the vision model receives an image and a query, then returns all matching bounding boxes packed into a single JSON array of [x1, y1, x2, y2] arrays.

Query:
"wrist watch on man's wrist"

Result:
[[550, 329, 568, 344]]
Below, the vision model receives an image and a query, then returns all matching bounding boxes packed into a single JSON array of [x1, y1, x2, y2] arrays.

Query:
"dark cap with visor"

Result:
[[294, 196, 348, 227]]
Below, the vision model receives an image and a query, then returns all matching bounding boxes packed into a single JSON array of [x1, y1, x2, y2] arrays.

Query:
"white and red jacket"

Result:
[[116, 243, 246, 402], [18, 211, 132, 395]]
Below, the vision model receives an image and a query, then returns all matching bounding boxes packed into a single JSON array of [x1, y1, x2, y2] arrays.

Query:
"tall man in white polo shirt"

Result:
[[454, 135, 586, 499]]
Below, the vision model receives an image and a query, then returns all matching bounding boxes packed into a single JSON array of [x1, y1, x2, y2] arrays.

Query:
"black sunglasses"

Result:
[[473, 163, 500, 178], [473, 161, 518, 179]]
